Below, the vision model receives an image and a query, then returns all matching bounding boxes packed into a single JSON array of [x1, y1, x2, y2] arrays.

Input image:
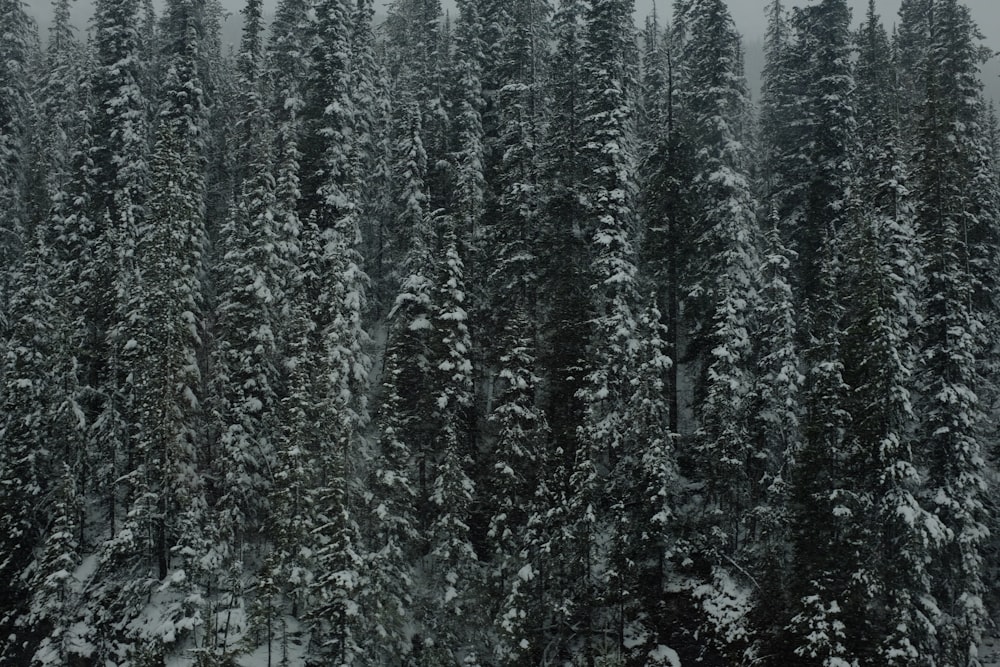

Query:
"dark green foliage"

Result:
[[5, 1, 1000, 665]]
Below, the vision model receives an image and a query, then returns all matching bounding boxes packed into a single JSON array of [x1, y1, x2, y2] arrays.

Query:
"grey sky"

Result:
[[25, 0, 1000, 47]]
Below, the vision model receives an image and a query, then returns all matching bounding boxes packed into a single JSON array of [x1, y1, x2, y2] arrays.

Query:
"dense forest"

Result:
[[1, 0, 1000, 664]]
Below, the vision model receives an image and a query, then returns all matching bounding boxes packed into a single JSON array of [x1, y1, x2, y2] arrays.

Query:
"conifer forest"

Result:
[[7, 0, 1000, 664]]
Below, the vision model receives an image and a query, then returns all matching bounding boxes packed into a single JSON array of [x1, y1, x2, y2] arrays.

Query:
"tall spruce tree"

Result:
[[211, 0, 281, 562], [0, 0, 33, 331], [676, 0, 760, 566], [780, 2, 862, 664], [911, 1, 995, 663]]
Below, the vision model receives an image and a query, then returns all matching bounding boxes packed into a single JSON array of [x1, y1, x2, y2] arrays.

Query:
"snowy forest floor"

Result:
[[983, 635, 1000, 667]]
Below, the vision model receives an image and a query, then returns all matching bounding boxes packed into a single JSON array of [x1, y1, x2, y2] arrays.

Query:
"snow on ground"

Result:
[[982, 635, 1000, 667]]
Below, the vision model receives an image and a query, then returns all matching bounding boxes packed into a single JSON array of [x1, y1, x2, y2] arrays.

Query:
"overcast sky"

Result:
[[28, 0, 1000, 41]]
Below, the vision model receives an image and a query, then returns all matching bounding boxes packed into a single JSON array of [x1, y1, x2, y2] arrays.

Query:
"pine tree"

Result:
[[86, 2, 214, 657], [894, 0, 933, 147], [405, 9, 487, 653], [89, 0, 150, 312], [294, 2, 375, 660], [639, 13, 694, 442], [364, 95, 434, 663], [758, 0, 794, 200], [361, 356, 419, 662], [300, 0, 355, 222], [0, 0, 34, 331], [30, 0, 85, 229], [787, 0, 856, 307], [488, 309, 551, 665], [617, 299, 679, 666], [89, 0, 152, 554], [29, 466, 84, 666], [778, 4, 864, 663], [911, 2, 994, 663], [536, 0, 590, 480], [746, 216, 802, 658], [419, 216, 481, 664], [480, 0, 550, 307], [563, 0, 642, 662], [211, 0, 281, 566], [303, 220, 370, 666], [384, 0, 449, 172], [0, 226, 80, 664], [676, 0, 760, 567], [785, 241, 854, 667]]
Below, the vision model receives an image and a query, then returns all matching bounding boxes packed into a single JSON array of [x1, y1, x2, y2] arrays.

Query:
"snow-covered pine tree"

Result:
[[560, 0, 642, 662], [637, 6, 669, 146], [29, 0, 85, 229], [89, 0, 150, 314], [294, 1, 375, 661], [837, 21, 944, 659], [675, 0, 760, 570], [419, 213, 482, 664], [363, 91, 434, 664], [88, 0, 151, 546], [384, 0, 448, 147], [786, 0, 856, 308], [758, 0, 795, 200], [272, 217, 325, 653], [785, 239, 854, 667], [266, 0, 309, 331], [745, 215, 802, 658], [532, 1, 598, 658], [401, 5, 486, 659], [300, 0, 353, 218], [853, 14, 939, 657], [206, 6, 284, 656], [265, 2, 310, 629], [894, 0, 933, 149], [29, 465, 84, 666], [0, 0, 34, 332], [615, 298, 680, 666], [0, 223, 82, 664], [536, 0, 590, 482], [86, 1, 214, 658], [361, 354, 419, 662], [488, 307, 552, 666], [911, 1, 994, 663], [350, 0, 389, 311], [301, 220, 371, 666], [639, 11, 696, 442], [480, 8, 553, 657], [780, 2, 861, 663], [210, 0, 281, 570]]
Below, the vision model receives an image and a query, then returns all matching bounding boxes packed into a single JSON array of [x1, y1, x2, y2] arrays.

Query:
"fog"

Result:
[[23, 0, 1000, 100]]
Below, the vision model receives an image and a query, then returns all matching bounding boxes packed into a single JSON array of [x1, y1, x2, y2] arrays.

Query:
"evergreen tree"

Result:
[[0, 226, 80, 664], [536, 0, 590, 479], [30, 0, 85, 229], [746, 217, 802, 658], [89, 0, 151, 556], [488, 308, 552, 666], [362, 355, 419, 662], [894, 0, 933, 147], [676, 0, 760, 568], [29, 466, 84, 666], [758, 0, 794, 200], [0, 0, 34, 330], [210, 0, 281, 566], [562, 0, 642, 662], [911, 2, 995, 663], [787, 0, 857, 307]]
